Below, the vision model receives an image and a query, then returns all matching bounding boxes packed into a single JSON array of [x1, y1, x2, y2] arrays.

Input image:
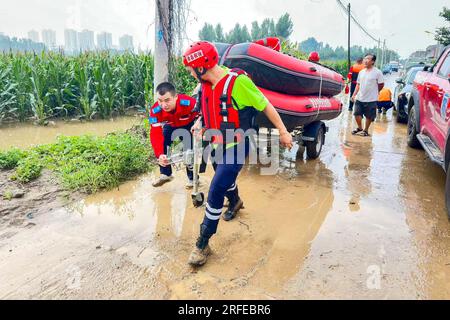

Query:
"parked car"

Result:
[[382, 64, 392, 75], [407, 45, 450, 219], [393, 66, 423, 123]]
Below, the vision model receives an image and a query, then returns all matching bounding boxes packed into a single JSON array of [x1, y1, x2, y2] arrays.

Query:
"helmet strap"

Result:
[[194, 67, 208, 83]]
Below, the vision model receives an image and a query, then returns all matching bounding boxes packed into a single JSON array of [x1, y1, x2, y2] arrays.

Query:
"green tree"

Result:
[[260, 18, 274, 38], [251, 21, 261, 40], [198, 23, 216, 42], [241, 25, 252, 43], [435, 7, 450, 46], [215, 24, 226, 43], [226, 23, 243, 44], [275, 13, 294, 39]]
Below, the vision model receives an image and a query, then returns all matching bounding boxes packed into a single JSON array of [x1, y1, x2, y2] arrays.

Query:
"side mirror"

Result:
[[396, 78, 404, 84]]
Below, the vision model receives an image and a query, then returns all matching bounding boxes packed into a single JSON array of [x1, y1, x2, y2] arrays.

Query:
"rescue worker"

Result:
[[182, 41, 293, 267], [308, 51, 320, 63], [347, 57, 365, 111], [377, 87, 394, 115], [149, 82, 199, 188]]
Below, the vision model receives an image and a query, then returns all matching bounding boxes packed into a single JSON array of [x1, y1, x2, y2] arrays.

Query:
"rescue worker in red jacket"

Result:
[[183, 41, 293, 267], [347, 57, 365, 111], [149, 82, 198, 188]]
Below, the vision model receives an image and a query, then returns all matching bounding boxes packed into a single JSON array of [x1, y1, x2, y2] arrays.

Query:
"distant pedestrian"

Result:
[[351, 54, 385, 137]]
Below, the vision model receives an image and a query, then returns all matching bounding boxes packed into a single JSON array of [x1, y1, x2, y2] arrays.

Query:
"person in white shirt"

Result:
[[350, 54, 385, 137]]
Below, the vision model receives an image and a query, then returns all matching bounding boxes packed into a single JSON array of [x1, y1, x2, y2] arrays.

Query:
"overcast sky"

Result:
[[0, 0, 448, 57]]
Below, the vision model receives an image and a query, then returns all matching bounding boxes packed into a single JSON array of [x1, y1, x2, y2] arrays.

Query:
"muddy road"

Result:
[[1, 75, 449, 300]]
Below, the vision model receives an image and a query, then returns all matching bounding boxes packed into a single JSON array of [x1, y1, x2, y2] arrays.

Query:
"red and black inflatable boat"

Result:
[[216, 42, 345, 97], [256, 88, 343, 131]]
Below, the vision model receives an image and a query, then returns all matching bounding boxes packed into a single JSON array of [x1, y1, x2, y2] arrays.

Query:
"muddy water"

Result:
[[1, 75, 450, 299], [0, 116, 141, 150]]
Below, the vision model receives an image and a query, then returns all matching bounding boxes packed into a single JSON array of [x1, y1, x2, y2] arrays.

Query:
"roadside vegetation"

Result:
[[0, 126, 153, 194]]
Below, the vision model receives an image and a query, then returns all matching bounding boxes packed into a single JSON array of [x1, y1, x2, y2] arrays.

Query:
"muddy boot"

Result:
[[222, 198, 244, 221], [152, 174, 174, 188], [188, 226, 212, 267]]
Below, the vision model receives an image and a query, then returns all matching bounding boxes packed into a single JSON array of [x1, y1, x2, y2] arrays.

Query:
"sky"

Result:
[[0, 0, 448, 58]]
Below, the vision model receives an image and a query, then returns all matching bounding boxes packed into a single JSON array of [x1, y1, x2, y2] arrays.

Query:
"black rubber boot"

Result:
[[222, 198, 244, 221]]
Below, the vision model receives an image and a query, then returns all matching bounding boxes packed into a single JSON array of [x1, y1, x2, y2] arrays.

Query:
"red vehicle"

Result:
[[407, 45, 450, 218]]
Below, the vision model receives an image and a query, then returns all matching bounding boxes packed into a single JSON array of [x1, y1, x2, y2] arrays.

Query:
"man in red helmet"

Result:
[[308, 51, 320, 63], [183, 41, 293, 267]]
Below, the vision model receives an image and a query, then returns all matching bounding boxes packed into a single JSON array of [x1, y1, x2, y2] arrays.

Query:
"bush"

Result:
[[0, 148, 28, 170], [2, 130, 153, 193]]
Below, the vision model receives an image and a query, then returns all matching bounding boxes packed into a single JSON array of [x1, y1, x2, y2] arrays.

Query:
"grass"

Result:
[[0, 127, 154, 194]]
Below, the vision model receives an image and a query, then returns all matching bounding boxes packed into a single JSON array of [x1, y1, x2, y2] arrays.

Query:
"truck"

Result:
[[407, 45, 450, 218]]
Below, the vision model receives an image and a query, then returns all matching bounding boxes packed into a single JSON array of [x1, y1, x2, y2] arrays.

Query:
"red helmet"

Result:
[[183, 41, 219, 69], [309, 51, 320, 62]]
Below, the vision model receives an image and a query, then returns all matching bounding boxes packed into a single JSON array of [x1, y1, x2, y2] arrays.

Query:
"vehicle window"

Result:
[[407, 69, 420, 84], [438, 53, 450, 78]]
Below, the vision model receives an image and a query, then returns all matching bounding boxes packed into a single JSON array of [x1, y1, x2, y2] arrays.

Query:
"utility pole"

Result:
[[347, 3, 351, 72], [154, 0, 170, 96], [377, 38, 381, 68]]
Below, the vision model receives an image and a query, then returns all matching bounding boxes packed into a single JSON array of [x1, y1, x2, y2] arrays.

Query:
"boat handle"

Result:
[[310, 67, 317, 72]]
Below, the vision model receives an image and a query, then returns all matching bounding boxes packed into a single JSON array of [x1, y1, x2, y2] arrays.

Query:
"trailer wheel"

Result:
[[306, 126, 324, 159]]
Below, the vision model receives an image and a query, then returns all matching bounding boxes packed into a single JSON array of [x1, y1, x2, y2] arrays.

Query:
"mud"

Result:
[[1, 75, 450, 300]]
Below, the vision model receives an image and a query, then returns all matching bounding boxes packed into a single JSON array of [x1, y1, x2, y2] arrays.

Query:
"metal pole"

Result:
[[347, 3, 351, 72], [154, 0, 170, 96], [377, 39, 381, 68]]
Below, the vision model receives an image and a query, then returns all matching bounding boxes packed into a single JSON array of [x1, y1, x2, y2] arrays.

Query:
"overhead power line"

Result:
[[335, 0, 379, 43]]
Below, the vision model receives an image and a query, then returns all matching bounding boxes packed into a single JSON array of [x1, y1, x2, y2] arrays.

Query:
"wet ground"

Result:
[[1, 75, 449, 300]]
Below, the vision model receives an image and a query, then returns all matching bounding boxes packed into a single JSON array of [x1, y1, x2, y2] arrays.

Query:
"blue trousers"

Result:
[[201, 141, 250, 238], [160, 122, 194, 181]]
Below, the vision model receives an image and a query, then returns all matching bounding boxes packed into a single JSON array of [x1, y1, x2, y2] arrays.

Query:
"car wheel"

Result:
[[407, 107, 421, 149], [306, 126, 324, 159], [396, 100, 408, 123]]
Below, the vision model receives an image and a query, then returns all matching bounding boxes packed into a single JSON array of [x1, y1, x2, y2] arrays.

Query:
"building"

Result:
[[119, 34, 134, 51], [28, 30, 40, 43], [78, 29, 95, 52], [64, 29, 79, 53], [97, 32, 113, 51], [41, 29, 56, 50], [410, 50, 427, 59], [426, 44, 445, 60]]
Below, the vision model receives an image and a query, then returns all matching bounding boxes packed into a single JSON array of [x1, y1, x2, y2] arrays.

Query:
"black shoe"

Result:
[[352, 128, 363, 135], [222, 199, 244, 221]]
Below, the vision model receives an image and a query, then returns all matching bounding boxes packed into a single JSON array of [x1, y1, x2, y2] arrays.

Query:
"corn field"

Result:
[[0, 52, 195, 125]]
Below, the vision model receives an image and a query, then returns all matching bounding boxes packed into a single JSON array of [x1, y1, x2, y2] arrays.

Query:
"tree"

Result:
[[260, 18, 273, 38], [275, 13, 294, 39], [215, 24, 226, 43], [198, 23, 216, 42], [299, 37, 321, 53], [226, 23, 251, 44], [435, 7, 450, 46], [251, 21, 261, 40], [241, 25, 252, 43]]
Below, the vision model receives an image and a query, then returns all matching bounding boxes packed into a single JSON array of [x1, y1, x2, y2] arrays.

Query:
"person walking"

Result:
[[182, 41, 293, 267]]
